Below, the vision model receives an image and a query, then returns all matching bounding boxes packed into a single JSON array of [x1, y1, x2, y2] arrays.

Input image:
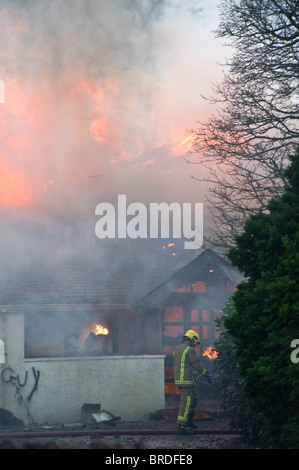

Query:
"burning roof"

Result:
[[0, 237, 190, 309], [136, 249, 243, 310]]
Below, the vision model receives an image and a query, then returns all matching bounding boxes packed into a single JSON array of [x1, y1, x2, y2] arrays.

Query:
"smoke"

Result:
[[0, 0, 224, 304]]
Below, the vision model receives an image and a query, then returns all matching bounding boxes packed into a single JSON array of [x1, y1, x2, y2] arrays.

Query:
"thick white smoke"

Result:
[[0, 0, 225, 303]]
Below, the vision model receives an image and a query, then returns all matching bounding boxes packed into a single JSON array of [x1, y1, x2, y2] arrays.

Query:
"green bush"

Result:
[[214, 299, 269, 447], [222, 149, 299, 448]]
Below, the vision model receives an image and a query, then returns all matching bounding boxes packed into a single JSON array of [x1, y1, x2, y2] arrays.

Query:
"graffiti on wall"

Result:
[[1, 366, 40, 402]]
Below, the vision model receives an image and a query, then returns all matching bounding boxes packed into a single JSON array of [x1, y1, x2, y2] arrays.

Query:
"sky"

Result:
[[0, 0, 228, 261]]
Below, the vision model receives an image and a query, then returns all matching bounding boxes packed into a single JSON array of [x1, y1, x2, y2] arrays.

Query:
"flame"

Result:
[[95, 324, 109, 336], [0, 4, 227, 214], [171, 131, 197, 157], [162, 242, 178, 255], [202, 346, 218, 360], [162, 242, 177, 249], [0, 61, 207, 210], [180, 134, 196, 150]]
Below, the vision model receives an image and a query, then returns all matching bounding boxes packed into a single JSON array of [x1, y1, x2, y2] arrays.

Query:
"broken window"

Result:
[[24, 308, 150, 358], [24, 310, 112, 358]]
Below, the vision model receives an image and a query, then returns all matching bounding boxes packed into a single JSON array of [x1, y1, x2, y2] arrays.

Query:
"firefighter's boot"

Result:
[[178, 425, 194, 435]]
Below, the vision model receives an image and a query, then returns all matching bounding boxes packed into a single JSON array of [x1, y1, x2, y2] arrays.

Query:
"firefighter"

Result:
[[173, 329, 209, 435]]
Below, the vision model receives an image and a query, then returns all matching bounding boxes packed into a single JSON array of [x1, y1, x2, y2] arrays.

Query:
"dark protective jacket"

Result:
[[173, 340, 206, 387]]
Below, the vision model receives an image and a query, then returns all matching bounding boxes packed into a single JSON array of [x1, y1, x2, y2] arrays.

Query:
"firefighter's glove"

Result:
[[194, 372, 203, 385]]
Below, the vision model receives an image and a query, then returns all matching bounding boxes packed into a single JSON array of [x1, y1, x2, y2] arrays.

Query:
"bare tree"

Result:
[[189, 0, 299, 251]]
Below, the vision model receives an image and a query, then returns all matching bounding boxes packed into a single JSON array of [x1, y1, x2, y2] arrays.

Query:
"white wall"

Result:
[[0, 311, 165, 425]]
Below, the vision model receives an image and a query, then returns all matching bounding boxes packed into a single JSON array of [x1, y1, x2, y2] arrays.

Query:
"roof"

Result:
[[0, 236, 199, 309], [135, 249, 243, 309]]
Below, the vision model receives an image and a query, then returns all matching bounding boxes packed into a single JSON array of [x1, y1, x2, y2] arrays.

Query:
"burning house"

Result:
[[0, 239, 241, 426], [136, 249, 243, 404], [0, 237, 168, 425], [0, 0, 241, 430]]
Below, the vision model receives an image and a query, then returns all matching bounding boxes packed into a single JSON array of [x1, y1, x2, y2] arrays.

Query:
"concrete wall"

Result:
[[0, 310, 165, 425]]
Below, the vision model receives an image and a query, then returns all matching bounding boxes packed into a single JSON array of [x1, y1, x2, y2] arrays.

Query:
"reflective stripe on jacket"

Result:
[[173, 340, 205, 387]]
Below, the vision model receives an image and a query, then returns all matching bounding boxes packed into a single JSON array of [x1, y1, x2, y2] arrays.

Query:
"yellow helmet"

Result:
[[183, 329, 200, 345]]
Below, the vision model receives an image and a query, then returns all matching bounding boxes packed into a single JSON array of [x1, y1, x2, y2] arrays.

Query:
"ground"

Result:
[[0, 406, 254, 449]]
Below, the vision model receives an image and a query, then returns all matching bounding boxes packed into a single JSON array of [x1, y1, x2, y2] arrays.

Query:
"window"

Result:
[[191, 281, 206, 293], [164, 306, 183, 322], [24, 310, 111, 358]]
